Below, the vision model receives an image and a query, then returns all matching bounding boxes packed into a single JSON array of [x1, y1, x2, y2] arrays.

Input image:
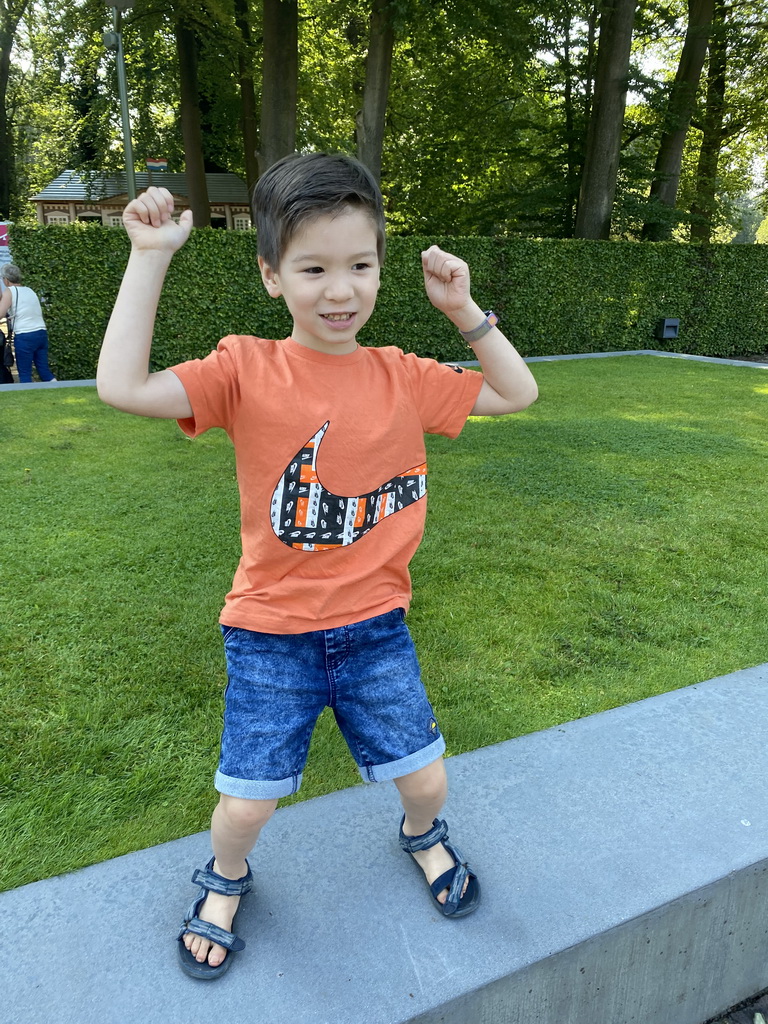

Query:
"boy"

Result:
[[97, 153, 538, 981]]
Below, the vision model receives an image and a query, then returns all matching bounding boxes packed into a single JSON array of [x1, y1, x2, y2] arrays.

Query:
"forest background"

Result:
[[1, 0, 768, 245]]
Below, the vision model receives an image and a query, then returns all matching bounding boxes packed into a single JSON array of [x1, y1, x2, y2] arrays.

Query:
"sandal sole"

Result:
[[177, 937, 236, 980]]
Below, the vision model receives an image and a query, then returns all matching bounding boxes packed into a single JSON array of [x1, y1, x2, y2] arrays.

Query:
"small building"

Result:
[[30, 170, 253, 229]]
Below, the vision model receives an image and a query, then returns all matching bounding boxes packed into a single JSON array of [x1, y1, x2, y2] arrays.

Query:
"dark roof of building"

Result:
[[31, 170, 250, 204]]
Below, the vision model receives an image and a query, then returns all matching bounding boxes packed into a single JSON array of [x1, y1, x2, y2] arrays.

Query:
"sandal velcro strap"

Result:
[[442, 839, 472, 914], [398, 816, 449, 853], [426, 837, 471, 914], [181, 916, 246, 952], [428, 862, 468, 912], [191, 857, 253, 897]]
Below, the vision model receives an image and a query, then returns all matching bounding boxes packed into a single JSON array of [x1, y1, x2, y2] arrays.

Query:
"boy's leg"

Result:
[[183, 793, 278, 967], [394, 758, 469, 904]]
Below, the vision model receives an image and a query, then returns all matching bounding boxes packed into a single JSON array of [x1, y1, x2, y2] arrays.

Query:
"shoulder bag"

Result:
[[3, 287, 16, 370]]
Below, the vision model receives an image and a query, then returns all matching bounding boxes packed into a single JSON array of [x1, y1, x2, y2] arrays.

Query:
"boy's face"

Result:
[[259, 207, 381, 355]]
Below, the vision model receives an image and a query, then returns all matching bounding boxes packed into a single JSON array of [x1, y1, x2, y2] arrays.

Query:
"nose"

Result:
[[322, 272, 355, 302]]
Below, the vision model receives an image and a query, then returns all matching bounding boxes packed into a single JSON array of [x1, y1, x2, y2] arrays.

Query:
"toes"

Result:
[[435, 876, 470, 905], [185, 933, 210, 962], [183, 930, 226, 967], [208, 945, 227, 967]]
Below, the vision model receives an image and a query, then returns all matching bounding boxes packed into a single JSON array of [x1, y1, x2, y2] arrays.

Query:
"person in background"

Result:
[[0, 263, 56, 384], [1, 316, 13, 384]]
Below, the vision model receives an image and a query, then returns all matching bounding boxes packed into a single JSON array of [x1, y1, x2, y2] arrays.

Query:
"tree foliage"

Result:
[[2, 0, 767, 240]]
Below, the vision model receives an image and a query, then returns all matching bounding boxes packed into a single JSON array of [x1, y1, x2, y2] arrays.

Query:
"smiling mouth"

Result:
[[321, 312, 355, 322]]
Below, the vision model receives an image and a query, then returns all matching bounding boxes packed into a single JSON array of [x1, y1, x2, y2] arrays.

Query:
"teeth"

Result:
[[323, 313, 352, 321]]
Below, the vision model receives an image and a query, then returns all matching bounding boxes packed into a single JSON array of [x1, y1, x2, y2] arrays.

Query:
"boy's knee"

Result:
[[218, 793, 278, 830], [415, 775, 446, 805], [396, 758, 447, 803]]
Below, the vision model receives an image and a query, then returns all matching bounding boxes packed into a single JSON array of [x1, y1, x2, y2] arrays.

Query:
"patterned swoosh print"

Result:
[[270, 422, 427, 551]]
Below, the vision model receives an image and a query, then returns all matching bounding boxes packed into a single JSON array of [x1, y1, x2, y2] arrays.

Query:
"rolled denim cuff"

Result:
[[214, 769, 302, 799], [359, 734, 445, 783]]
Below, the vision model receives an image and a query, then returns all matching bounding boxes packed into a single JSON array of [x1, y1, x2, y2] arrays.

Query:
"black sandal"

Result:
[[398, 816, 480, 917], [176, 857, 253, 980]]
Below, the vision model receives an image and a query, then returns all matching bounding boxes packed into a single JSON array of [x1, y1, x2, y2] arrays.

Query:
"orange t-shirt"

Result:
[[170, 336, 483, 634]]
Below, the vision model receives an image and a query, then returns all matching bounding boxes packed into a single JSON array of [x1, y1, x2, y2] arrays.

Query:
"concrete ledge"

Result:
[[4, 664, 768, 1024], [526, 348, 768, 368], [450, 350, 768, 370], [0, 378, 96, 391]]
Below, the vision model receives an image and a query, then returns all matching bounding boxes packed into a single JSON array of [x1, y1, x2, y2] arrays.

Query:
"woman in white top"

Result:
[[0, 263, 56, 383]]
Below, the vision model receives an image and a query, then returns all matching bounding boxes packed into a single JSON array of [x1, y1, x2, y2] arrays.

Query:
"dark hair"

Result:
[[252, 152, 386, 269]]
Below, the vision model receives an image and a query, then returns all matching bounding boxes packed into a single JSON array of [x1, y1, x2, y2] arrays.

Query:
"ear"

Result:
[[258, 256, 282, 298]]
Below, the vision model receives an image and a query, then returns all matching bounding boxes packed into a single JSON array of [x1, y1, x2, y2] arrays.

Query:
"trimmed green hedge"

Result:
[[8, 223, 768, 380]]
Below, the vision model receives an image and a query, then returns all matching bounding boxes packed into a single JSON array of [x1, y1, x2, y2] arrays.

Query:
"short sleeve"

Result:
[[401, 352, 484, 437], [169, 336, 244, 437]]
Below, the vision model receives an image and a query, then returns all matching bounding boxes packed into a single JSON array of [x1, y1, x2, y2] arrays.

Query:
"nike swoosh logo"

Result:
[[270, 422, 427, 551]]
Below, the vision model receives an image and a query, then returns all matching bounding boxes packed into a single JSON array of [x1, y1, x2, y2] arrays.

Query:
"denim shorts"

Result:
[[215, 608, 445, 799]]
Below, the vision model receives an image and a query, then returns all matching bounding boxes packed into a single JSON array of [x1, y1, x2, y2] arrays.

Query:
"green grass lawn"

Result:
[[2, 355, 767, 891]]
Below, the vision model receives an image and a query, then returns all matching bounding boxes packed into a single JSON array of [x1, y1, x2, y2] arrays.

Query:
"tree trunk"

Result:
[[0, 1, 30, 220], [689, 0, 727, 243], [234, 0, 259, 194], [175, 20, 210, 227], [561, 11, 578, 236], [574, 0, 637, 239], [258, 0, 298, 177], [641, 0, 714, 241], [0, 28, 13, 220], [71, 58, 103, 166], [583, 2, 600, 124], [356, 0, 395, 183]]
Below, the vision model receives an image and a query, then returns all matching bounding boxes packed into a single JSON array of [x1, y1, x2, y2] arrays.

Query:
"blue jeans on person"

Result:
[[215, 608, 446, 799], [14, 329, 55, 383]]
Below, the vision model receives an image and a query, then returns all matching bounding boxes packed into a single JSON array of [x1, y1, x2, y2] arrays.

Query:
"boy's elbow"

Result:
[[96, 375, 135, 413], [523, 379, 539, 407], [96, 376, 120, 409], [96, 377, 111, 405], [504, 378, 538, 414], [473, 376, 538, 416]]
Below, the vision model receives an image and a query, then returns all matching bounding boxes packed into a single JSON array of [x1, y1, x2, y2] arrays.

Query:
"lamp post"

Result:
[[102, 1, 136, 201]]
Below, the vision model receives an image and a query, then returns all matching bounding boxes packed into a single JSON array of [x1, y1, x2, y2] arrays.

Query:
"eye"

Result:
[[302, 266, 324, 275], [353, 262, 373, 271]]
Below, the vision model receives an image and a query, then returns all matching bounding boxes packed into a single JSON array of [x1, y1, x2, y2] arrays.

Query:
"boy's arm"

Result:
[[421, 245, 538, 416], [97, 187, 194, 419]]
